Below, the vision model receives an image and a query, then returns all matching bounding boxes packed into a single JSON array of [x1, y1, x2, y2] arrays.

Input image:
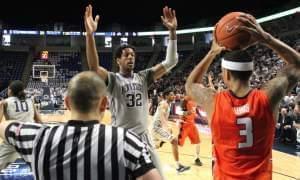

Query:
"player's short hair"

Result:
[[162, 88, 173, 99], [113, 44, 136, 61], [223, 50, 253, 81], [67, 71, 107, 113], [9, 80, 26, 100]]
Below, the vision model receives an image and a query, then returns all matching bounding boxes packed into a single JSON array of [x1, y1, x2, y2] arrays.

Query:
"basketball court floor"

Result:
[[0, 110, 299, 180]]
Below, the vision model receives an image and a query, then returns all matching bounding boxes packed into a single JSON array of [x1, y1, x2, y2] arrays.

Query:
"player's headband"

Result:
[[221, 58, 253, 71]]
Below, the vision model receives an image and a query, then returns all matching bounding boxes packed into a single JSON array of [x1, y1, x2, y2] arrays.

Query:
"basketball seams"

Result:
[[216, 16, 239, 38], [218, 30, 247, 42], [216, 18, 243, 41], [215, 12, 251, 49]]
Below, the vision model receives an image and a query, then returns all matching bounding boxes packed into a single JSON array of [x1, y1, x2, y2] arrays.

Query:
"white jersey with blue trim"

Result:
[[5, 97, 34, 122], [107, 69, 154, 135]]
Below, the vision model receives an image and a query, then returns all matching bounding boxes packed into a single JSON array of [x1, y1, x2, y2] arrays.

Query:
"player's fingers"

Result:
[[167, 8, 173, 19], [95, 15, 100, 23], [239, 13, 256, 25], [160, 16, 166, 24], [237, 25, 257, 34], [163, 6, 168, 18], [172, 10, 176, 18], [237, 16, 256, 29], [246, 14, 257, 24], [85, 6, 89, 15], [89, 5, 93, 16], [164, 6, 171, 19]]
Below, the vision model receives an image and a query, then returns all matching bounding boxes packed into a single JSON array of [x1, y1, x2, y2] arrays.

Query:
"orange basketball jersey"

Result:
[[182, 96, 197, 123], [211, 89, 275, 180]]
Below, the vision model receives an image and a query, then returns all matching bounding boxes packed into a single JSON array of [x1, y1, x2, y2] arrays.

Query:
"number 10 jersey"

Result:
[[5, 97, 34, 122]]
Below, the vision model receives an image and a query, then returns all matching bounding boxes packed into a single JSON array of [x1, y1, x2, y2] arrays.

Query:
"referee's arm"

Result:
[[124, 131, 162, 180]]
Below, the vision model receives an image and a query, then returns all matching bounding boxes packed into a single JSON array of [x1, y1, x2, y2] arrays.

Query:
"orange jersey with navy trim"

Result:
[[211, 89, 275, 180]]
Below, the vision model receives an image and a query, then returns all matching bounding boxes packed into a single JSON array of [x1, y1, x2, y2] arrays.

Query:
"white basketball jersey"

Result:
[[153, 100, 170, 128], [5, 97, 35, 122], [107, 69, 154, 135]]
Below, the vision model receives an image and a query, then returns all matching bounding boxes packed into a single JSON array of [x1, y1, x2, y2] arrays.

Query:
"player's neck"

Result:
[[119, 70, 133, 78], [229, 81, 251, 98], [70, 111, 101, 122]]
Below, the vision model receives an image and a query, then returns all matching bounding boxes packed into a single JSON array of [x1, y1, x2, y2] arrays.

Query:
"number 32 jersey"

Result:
[[107, 69, 153, 135], [211, 89, 275, 180], [5, 97, 34, 122]]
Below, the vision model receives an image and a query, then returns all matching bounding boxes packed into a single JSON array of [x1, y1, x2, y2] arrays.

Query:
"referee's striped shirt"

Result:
[[5, 120, 155, 180]]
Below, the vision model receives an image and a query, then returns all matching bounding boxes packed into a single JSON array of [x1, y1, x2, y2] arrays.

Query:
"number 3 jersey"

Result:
[[211, 89, 275, 179], [5, 97, 35, 122], [107, 69, 153, 135]]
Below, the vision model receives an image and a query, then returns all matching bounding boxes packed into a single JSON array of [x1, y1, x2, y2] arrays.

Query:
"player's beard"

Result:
[[127, 63, 134, 70]]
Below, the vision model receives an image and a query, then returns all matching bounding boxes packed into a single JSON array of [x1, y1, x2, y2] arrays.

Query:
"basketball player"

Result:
[[0, 72, 161, 180], [179, 95, 202, 166], [84, 4, 178, 178], [0, 80, 42, 170], [151, 88, 190, 173], [185, 13, 300, 179]]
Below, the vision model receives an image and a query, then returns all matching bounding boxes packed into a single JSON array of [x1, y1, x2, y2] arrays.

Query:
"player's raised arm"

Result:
[[237, 13, 300, 112], [152, 6, 178, 80], [84, 4, 109, 81], [185, 37, 225, 120]]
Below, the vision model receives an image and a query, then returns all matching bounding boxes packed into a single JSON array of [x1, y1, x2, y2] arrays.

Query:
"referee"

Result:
[[0, 71, 161, 180]]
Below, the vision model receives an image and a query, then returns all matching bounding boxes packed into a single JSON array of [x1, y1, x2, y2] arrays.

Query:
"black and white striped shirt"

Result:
[[5, 120, 155, 180]]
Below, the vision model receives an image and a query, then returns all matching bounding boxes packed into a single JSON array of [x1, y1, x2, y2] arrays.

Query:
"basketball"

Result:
[[214, 12, 251, 50]]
